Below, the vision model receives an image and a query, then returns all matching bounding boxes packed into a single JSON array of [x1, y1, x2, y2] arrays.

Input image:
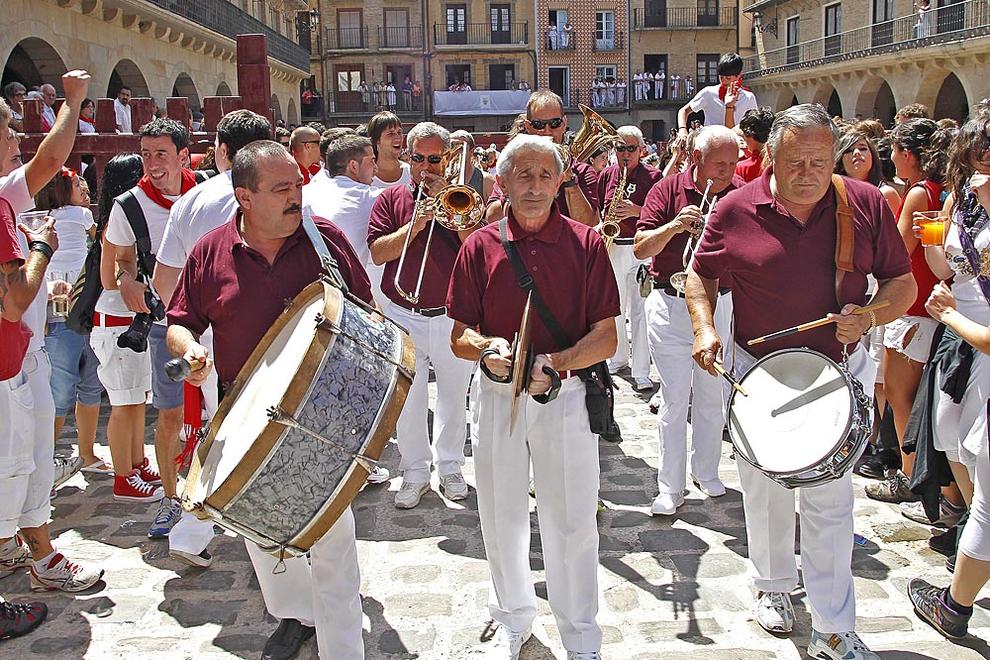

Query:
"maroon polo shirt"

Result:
[[167, 213, 373, 388], [636, 168, 745, 281], [692, 168, 911, 362], [446, 204, 620, 355], [0, 197, 29, 381], [488, 158, 601, 219], [597, 162, 663, 237], [367, 183, 460, 310]]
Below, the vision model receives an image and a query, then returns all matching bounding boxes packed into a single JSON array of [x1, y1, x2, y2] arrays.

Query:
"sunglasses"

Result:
[[528, 117, 564, 130], [615, 145, 639, 153], [410, 153, 444, 164]]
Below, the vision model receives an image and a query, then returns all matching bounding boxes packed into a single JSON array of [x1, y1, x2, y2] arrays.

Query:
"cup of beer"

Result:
[[18, 210, 49, 232], [917, 211, 947, 247], [47, 271, 69, 317]]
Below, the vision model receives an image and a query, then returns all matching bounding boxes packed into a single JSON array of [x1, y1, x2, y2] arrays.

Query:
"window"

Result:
[[491, 5, 511, 44], [596, 65, 617, 82], [337, 9, 364, 48], [548, 66, 571, 106], [824, 4, 841, 56], [595, 11, 616, 50], [383, 9, 410, 48], [697, 0, 718, 27], [872, 0, 894, 45], [696, 54, 718, 85], [645, 0, 667, 28], [446, 5, 467, 44], [445, 64, 472, 88], [786, 16, 800, 65], [548, 10, 570, 49], [489, 64, 516, 90]]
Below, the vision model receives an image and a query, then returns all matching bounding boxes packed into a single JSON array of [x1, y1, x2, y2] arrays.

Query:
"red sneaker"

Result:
[[113, 469, 164, 503], [135, 457, 162, 486]]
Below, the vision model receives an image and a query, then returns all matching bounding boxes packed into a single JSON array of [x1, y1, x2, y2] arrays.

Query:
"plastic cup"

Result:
[[917, 211, 947, 247], [18, 210, 49, 232]]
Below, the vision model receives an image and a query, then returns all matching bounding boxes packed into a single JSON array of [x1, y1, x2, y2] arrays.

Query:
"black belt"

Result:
[[408, 306, 446, 317], [613, 236, 635, 246], [652, 277, 729, 298]]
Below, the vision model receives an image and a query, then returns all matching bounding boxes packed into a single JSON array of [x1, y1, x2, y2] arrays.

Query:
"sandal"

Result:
[[80, 459, 114, 476]]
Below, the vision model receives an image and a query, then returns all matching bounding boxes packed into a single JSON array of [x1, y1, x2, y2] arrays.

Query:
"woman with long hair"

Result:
[[835, 130, 901, 214]]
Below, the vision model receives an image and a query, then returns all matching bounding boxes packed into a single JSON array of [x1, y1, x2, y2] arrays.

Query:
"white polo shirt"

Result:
[[687, 84, 758, 128], [114, 98, 133, 133], [371, 162, 411, 191], [303, 170, 381, 267], [157, 172, 236, 269]]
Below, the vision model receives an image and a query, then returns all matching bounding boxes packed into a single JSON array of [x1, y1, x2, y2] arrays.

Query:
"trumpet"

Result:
[[394, 141, 485, 305], [669, 178, 716, 294]]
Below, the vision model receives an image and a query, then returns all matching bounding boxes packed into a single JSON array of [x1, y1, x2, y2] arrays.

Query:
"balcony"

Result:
[[633, 6, 737, 30], [324, 27, 369, 50], [593, 31, 625, 52], [433, 22, 529, 47], [744, 0, 990, 78], [631, 86, 695, 107], [378, 26, 425, 50], [142, 0, 310, 71]]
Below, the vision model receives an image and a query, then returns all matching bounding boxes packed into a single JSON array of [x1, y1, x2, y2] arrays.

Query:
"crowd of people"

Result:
[[631, 71, 697, 102], [2, 49, 990, 660]]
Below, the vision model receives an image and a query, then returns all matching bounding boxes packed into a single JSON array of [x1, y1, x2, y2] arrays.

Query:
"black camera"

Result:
[[117, 289, 166, 353]]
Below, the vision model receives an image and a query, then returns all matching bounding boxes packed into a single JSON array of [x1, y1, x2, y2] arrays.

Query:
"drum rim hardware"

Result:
[[265, 405, 380, 474]]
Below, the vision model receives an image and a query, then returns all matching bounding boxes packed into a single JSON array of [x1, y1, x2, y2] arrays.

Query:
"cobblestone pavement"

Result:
[[4, 371, 990, 659]]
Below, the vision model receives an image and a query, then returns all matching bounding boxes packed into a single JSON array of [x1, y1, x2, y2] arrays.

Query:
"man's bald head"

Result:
[[289, 126, 321, 168]]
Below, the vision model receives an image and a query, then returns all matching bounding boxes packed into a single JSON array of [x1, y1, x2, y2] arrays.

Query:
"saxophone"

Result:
[[599, 164, 626, 251]]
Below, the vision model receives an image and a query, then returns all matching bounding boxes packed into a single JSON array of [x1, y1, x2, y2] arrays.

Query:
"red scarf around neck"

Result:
[[137, 168, 197, 210], [79, 116, 95, 126], [718, 82, 749, 102]]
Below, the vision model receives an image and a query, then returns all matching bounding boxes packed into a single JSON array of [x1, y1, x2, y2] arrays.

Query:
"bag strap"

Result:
[[115, 190, 156, 279], [301, 207, 349, 294], [832, 174, 855, 301]]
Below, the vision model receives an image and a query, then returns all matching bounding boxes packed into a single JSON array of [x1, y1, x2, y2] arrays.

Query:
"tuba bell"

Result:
[[570, 104, 621, 163]]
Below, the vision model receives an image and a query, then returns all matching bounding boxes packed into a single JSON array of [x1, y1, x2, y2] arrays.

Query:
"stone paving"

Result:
[[4, 371, 990, 659]]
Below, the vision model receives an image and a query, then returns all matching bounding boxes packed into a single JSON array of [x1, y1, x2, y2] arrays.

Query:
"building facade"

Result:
[[1, 0, 311, 125], [742, 0, 989, 124]]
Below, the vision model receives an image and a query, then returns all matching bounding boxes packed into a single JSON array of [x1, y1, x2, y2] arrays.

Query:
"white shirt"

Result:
[[157, 172, 236, 268], [0, 166, 34, 215], [47, 205, 94, 282], [303, 171, 380, 267], [114, 98, 133, 133], [78, 119, 96, 134], [41, 104, 56, 129], [371, 161, 412, 191], [96, 186, 178, 318], [687, 84, 758, 129]]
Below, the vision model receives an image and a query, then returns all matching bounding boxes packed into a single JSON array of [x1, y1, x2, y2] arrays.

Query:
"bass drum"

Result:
[[182, 281, 415, 556], [728, 348, 872, 489]]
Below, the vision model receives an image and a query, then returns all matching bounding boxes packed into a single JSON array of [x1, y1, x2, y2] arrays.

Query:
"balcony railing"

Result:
[[593, 30, 625, 52], [324, 27, 369, 50], [433, 22, 529, 46], [744, 0, 989, 77], [378, 26, 425, 49], [144, 0, 311, 71], [632, 6, 737, 29]]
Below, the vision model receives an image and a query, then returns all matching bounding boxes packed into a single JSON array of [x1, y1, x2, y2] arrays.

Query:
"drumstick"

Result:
[[713, 362, 747, 397], [747, 300, 890, 346]]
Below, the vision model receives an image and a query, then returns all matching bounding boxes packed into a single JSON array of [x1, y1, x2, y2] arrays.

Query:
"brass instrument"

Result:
[[570, 104, 620, 162], [394, 141, 485, 305], [669, 178, 716, 294], [599, 163, 627, 251]]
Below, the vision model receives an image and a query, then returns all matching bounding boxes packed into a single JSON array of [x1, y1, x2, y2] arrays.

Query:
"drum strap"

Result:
[[301, 207, 349, 294], [832, 174, 855, 301]]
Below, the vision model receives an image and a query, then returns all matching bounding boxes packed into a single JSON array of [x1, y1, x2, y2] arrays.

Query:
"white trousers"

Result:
[[245, 508, 364, 659], [473, 373, 602, 652], [960, 438, 990, 561], [608, 244, 650, 380], [0, 350, 56, 537], [385, 303, 473, 482], [732, 344, 875, 634], [646, 290, 732, 495]]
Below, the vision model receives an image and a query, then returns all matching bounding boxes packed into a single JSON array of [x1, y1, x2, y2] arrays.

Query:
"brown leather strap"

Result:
[[832, 174, 855, 303]]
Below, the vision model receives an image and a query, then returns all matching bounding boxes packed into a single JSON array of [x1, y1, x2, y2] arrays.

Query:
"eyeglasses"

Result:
[[528, 117, 564, 130], [615, 145, 639, 153], [410, 153, 444, 164]]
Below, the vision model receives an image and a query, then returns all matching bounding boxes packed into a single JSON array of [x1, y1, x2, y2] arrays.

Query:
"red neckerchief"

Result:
[[136, 168, 197, 210], [718, 82, 749, 102], [299, 162, 321, 185], [79, 116, 95, 126]]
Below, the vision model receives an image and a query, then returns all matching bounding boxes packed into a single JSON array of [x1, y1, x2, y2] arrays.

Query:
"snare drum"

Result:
[[182, 281, 415, 556], [727, 349, 872, 489]]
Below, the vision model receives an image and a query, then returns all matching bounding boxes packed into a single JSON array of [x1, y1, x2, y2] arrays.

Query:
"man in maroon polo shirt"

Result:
[[485, 90, 600, 227], [368, 121, 476, 510], [598, 125, 662, 391], [686, 105, 915, 660], [166, 141, 371, 660], [634, 124, 743, 516], [448, 134, 619, 658]]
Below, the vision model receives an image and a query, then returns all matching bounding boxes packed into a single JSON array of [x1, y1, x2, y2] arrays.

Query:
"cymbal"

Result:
[[509, 292, 533, 432]]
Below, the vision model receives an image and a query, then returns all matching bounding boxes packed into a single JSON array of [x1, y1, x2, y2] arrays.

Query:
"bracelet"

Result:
[[863, 310, 877, 335], [677, 126, 688, 131], [28, 241, 53, 261]]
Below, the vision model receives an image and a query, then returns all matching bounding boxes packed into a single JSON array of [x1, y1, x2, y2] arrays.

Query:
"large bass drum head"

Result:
[[729, 349, 853, 476]]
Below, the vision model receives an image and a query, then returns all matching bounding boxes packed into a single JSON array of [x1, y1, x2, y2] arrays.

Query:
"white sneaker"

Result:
[[486, 624, 531, 659], [366, 465, 391, 484], [0, 533, 30, 578], [567, 652, 601, 660], [52, 456, 84, 489], [807, 630, 879, 659], [30, 553, 103, 592], [650, 492, 684, 516], [439, 472, 469, 501], [648, 391, 662, 414], [691, 475, 726, 498], [394, 480, 430, 509], [754, 591, 794, 634], [633, 377, 654, 392], [170, 548, 214, 568]]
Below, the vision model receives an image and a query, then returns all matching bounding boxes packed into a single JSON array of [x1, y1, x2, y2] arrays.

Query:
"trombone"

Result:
[[394, 141, 485, 305], [669, 178, 717, 294]]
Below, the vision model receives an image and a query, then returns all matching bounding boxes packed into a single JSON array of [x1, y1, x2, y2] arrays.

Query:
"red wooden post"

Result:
[[166, 97, 190, 128], [130, 98, 154, 131], [203, 97, 223, 131], [22, 99, 43, 133], [220, 96, 243, 115], [95, 99, 117, 133], [236, 35, 274, 131]]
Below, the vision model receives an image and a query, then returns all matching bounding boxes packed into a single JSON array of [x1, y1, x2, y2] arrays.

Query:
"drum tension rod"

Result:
[[313, 314, 415, 382], [266, 406, 380, 473]]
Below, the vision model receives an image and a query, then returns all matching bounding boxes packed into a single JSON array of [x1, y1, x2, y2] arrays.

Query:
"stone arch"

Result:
[[855, 79, 896, 126], [287, 98, 299, 125], [812, 83, 843, 118], [171, 73, 201, 112], [108, 59, 150, 98], [1, 37, 68, 92], [216, 81, 233, 96], [271, 94, 283, 121], [777, 92, 799, 111], [933, 73, 969, 123]]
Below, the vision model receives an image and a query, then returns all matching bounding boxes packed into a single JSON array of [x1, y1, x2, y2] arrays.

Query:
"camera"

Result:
[[117, 289, 166, 353]]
